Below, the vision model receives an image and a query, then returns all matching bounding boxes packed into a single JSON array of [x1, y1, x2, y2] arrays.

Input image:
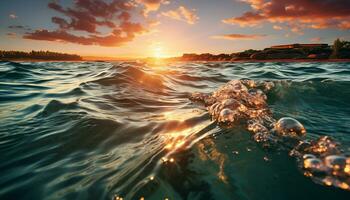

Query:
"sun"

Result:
[[153, 46, 164, 58]]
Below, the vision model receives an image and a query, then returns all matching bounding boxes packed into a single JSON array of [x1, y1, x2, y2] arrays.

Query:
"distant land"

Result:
[[162, 39, 350, 62], [1, 39, 350, 62], [0, 50, 82, 61]]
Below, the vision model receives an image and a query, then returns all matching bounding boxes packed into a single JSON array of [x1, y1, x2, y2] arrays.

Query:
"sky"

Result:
[[1, 0, 350, 58]]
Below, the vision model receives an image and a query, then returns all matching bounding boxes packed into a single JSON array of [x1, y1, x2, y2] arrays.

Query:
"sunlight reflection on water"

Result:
[[1, 61, 350, 200]]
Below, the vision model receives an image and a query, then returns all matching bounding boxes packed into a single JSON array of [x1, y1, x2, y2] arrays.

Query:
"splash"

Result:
[[190, 79, 350, 191]]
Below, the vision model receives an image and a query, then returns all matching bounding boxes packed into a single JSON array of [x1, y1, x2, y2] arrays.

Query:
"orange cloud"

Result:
[[24, 0, 147, 47], [223, 12, 264, 27], [224, 0, 350, 32], [211, 33, 266, 40], [137, 0, 170, 14], [162, 6, 199, 24]]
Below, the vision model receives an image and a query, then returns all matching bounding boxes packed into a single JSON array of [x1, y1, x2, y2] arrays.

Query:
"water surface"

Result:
[[0, 61, 350, 199]]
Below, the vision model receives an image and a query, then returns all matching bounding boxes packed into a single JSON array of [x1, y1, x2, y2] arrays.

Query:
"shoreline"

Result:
[[0, 59, 84, 62], [183, 58, 350, 63], [2, 58, 350, 63]]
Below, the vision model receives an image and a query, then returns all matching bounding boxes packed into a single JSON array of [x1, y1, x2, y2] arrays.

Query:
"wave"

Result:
[[1, 61, 350, 199]]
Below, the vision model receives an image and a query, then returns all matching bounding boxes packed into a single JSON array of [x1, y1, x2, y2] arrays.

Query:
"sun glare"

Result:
[[153, 46, 164, 58]]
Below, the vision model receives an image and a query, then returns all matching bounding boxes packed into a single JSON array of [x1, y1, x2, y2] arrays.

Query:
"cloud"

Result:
[[24, 0, 147, 47], [8, 25, 24, 29], [47, 0, 129, 33], [8, 25, 32, 31], [24, 22, 146, 47], [288, 23, 304, 35], [6, 32, 17, 38], [223, 11, 264, 27], [273, 25, 283, 30], [338, 21, 350, 29], [137, 0, 170, 14], [161, 6, 199, 24], [310, 37, 321, 42], [211, 33, 266, 40], [224, 0, 350, 32], [9, 13, 18, 19], [148, 19, 161, 27]]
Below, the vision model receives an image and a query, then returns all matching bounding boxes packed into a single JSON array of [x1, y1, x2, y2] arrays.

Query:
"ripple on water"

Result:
[[1, 61, 350, 200]]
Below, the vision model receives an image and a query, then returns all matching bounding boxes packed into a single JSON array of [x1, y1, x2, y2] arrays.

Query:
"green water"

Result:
[[0, 61, 349, 199]]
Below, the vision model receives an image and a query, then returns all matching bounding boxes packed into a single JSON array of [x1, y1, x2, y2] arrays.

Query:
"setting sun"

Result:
[[153, 46, 164, 58]]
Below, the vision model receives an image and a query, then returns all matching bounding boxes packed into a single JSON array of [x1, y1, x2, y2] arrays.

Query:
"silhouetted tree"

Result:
[[331, 38, 343, 59], [330, 39, 350, 59]]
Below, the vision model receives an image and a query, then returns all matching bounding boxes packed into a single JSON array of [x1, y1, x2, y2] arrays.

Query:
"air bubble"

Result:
[[275, 117, 306, 137], [303, 154, 316, 160], [303, 158, 324, 171], [324, 155, 347, 170], [218, 108, 235, 123]]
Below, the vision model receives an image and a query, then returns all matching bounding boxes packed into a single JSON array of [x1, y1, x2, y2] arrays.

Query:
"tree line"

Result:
[[175, 39, 350, 61], [0, 50, 82, 61]]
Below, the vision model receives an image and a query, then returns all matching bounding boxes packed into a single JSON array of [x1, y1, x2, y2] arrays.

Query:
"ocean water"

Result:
[[0, 61, 350, 200]]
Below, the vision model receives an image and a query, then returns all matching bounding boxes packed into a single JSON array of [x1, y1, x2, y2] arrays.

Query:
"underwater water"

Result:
[[0, 61, 350, 200]]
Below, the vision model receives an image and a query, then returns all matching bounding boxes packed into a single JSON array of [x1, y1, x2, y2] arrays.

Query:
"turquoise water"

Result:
[[0, 61, 350, 200]]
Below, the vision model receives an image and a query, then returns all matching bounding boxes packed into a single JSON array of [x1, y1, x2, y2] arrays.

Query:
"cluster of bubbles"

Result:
[[190, 80, 302, 143], [191, 80, 273, 124], [290, 136, 350, 190], [189, 79, 350, 191]]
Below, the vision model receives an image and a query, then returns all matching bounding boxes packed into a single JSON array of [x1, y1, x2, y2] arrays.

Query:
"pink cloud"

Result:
[[162, 6, 199, 24], [224, 0, 350, 32]]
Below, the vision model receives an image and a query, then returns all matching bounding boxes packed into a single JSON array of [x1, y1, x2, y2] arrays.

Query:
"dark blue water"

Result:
[[0, 61, 350, 200]]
